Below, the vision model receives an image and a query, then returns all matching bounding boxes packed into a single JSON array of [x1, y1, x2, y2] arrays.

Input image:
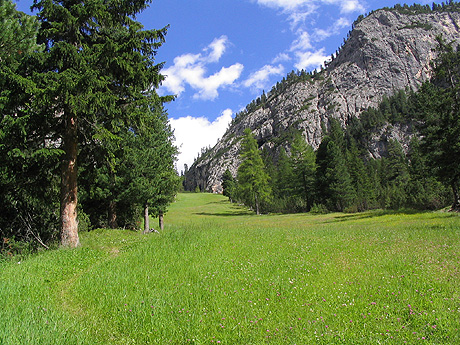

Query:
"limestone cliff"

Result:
[[184, 7, 460, 193]]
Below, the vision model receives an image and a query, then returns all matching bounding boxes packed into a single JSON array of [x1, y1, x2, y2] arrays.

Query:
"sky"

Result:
[[15, 0, 442, 172]]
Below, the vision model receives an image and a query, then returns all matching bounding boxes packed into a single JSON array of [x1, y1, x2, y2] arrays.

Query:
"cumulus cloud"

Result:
[[314, 17, 351, 41], [290, 30, 313, 52], [170, 109, 234, 172], [339, 0, 365, 14], [243, 64, 285, 91], [161, 36, 244, 101], [294, 48, 328, 71], [254, 0, 364, 29]]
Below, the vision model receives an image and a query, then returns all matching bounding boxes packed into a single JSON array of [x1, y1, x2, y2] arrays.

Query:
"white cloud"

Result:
[[161, 36, 244, 101], [294, 48, 328, 70], [340, 0, 365, 14], [170, 109, 234, 172], [272, 53, 291, 64], [205, 36, 228, 63], [290, 30, 313, 51], [254, 0, 364, 29], [193, 64, 244, 100], [314, 17, 350, 41], [243, 64, 285, 91]]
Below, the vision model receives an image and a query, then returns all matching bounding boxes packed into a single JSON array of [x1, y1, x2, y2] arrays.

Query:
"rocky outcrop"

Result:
[[184, 8, 460, 193]]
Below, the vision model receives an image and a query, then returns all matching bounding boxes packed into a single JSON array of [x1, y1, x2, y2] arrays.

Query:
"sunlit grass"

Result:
[[1, 193, 459, 344]]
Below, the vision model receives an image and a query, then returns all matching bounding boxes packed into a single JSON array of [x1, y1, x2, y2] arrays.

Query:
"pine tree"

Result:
[[0, 0, 59, 247], [417, 38, 460, 210], [237, 129, 272, 215], [290, 132, 316, 211], [32, 0, 171, 246], [346, 138, 376, 211], [222, 169, 236, 203], [380, 139, 410, 209], [316, 136, 356, 212], [121, 108, 179, 233]]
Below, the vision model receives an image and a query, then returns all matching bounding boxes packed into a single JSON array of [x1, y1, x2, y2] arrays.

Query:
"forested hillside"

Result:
[[185, 2, 460, 214]]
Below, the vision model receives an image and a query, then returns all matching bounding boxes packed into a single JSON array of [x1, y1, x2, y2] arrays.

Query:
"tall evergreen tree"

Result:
[[222, 169, 236, 203], [237, 129, 272, 215], [346, 138, 376, 211], [379, 139, 410, 209], [32, 0, 171, 246], [0, 0, 59, 247], [316, 135, 356, 212], [417, 38, 460, 210], [290, 132, 316, 211]]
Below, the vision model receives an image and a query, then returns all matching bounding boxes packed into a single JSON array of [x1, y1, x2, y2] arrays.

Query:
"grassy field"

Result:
[[1, 193, 459, 344]]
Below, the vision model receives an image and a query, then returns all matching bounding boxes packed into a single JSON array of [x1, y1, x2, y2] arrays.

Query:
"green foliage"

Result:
[[1, 0, 179, 250], [236, 129, 272, 214], [417, 39, 460, 210], [222, 169, 236, 202]]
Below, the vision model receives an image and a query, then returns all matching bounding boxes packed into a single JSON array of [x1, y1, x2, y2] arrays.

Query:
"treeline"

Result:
[[222, 39, 460, 214], [354, 0, 460, 27], [1, 0, 179, 254]]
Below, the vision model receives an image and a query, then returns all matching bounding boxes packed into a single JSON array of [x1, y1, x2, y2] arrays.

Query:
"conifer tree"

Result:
[[417, 38, 460, 210], [0, 0, 58, 247], [346, 138, 376, 211], [275, 147, 294, 197], [237, 129, 272, 215], [222, 169, 236, 203], [316, 135, 356, 212], [32, 0, 171, 246], [290, 132, 316, 211]]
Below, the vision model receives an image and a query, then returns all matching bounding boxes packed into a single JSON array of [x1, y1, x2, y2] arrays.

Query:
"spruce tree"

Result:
[[316, 136, 356, 212], [346, 138, 376, 211], [222, 169, 236, 203], [237, 129, 272, 215], [290, 132, 316, 211], [0, 0, 59, 247], [32, 0, 171, 246], [417, 38, 460, 210]]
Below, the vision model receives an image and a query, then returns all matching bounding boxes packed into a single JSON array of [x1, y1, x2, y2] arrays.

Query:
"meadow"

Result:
[[1, 193, 459, 344]]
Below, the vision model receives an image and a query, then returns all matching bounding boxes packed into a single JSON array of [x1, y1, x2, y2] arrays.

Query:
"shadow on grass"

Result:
[[194, 211, 255, 217], [326, 208, 458, 223]]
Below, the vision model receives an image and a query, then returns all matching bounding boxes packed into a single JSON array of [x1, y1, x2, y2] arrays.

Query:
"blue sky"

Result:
[[15, 0, 442, 171]]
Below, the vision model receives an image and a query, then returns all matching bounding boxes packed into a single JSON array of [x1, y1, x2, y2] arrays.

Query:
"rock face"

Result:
[[184, 8, 460, 193]]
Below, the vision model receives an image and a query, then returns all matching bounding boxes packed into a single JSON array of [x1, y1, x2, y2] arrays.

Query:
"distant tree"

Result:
[[316, 135, 356, 212], [290, 132, 316, 211], [275, 147, 294, 198], [222, 169, 236, 202], [346, 138, 376, 211], [379, 139, 410, 209], [237, 129, 272, 215]]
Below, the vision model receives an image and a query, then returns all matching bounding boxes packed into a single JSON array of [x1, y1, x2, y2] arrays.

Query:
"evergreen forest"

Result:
[[222, 38, 460, 215]]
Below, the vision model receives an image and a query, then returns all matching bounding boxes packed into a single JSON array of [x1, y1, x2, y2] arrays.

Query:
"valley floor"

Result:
[[1, 193, 459, 344]]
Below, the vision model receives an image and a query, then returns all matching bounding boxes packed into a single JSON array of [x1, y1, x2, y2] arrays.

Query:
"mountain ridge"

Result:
[[184, 5, 460, 193]]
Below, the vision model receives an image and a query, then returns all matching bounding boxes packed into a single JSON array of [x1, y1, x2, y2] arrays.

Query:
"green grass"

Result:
[[1, 193, 459, 344]]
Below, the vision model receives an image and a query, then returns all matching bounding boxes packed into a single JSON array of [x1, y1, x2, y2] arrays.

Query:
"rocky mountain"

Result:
[[184, 5, 460, 193]]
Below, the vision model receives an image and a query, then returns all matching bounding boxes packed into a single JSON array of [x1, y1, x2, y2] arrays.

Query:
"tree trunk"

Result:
[[159, 211, 164, 231], [255, 193, 260, 215], [451, 180, 460, 211], [108, 200, 118, 229], [60, 111, 80, 248], [144, 203, 149, 233]]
